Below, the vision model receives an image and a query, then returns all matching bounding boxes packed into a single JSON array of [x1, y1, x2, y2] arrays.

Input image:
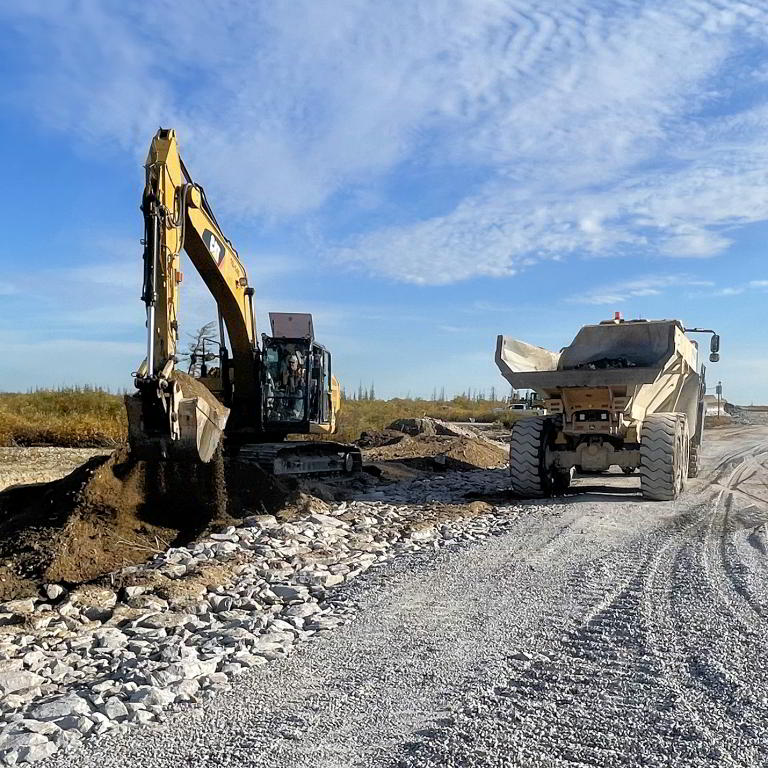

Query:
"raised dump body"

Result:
[[495, 318, 720, 500]]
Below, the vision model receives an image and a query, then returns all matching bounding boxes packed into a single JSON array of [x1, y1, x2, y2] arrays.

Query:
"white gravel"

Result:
[[4, 426, 768, 767]]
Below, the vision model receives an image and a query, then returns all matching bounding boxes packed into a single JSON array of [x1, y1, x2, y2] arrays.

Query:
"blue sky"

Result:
[[0, 1, 767, 403]]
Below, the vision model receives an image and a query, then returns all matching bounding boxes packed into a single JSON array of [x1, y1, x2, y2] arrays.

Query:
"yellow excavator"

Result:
[[125, 128, 361, 475]]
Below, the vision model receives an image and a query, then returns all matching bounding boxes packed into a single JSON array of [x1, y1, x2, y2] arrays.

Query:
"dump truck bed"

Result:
[[495, 320, 696, 396], [494, 359, 661, 394]]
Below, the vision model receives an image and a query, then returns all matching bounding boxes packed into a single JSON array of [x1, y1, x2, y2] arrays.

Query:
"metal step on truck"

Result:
[[495, 315, 720, 500]]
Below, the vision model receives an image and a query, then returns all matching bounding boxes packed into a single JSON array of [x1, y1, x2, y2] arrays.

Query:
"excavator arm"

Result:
[[127, 128, 258, 461]]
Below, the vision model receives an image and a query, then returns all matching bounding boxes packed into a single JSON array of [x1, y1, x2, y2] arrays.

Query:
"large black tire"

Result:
[[639, 413, 688, 501], [509, 417, 568, 498]]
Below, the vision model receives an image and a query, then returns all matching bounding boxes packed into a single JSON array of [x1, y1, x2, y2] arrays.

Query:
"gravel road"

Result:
[[0, 448, 106, 492], [44, 425, 768, 768]]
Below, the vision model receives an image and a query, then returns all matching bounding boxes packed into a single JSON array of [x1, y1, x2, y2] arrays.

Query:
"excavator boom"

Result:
[[127, 129, 258, 462]]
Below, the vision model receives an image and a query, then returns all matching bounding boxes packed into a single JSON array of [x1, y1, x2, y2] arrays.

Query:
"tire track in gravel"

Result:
[[641, 446, 768, 768], [712, 451, 768, 623], [395, 518, 710, 767], [394, 435, 768, 768]]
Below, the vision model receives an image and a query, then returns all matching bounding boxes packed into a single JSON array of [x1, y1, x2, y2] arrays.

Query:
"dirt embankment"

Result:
[[362, 434, 507, 471], [0, 448, 288, 601]]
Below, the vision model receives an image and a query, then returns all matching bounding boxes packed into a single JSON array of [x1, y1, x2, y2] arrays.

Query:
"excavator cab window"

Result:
[[262, 340, 308, 424], [262, 338, 333, 430]]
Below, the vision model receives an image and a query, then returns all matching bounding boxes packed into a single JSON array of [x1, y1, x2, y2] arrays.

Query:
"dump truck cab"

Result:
[[495, 316, 720, 500]]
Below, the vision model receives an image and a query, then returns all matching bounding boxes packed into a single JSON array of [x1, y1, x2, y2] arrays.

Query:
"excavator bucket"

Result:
[[125, 371, 230, 463]]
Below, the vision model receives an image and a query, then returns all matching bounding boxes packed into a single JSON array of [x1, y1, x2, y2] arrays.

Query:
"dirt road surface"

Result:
[[44, 425, 768, 767], [0, 448, 106, 492]]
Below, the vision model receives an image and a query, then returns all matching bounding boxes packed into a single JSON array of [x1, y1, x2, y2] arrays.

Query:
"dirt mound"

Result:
[[0, 447, 288, 601], [363, 435, 507, 471], [355, 429, 406, 449]]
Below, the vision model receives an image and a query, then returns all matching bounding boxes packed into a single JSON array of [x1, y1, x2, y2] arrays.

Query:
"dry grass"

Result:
[[0, 388, 514, 447], [0, 388, 126, 447], [334, 397, 513, 442]]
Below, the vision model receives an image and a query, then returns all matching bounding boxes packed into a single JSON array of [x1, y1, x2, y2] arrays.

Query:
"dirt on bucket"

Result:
[[0, 446, 289, 601]]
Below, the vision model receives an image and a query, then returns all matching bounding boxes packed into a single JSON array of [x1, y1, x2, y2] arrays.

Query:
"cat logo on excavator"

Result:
[[203, 230, 224, 265]]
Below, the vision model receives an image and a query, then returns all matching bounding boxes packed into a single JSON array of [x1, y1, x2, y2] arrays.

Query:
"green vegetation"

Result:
[[0, 387, 126, 447], [0, 388, 515, 447]]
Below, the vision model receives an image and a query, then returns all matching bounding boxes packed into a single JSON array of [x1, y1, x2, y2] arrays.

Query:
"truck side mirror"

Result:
[[710, 334, 720, 354], [709, 352, 720, 363]]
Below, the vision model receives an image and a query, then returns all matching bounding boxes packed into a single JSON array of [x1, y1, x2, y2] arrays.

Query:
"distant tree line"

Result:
[[341, 384, 519, 403]]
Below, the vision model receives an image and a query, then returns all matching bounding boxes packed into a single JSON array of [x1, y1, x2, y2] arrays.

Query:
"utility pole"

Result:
[[716, 381, 723, 418]]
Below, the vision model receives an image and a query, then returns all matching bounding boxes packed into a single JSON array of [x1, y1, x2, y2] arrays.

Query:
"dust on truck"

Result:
[[495, 317, 720, 500]]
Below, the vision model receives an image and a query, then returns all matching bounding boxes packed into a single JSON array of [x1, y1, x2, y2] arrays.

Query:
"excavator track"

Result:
[[236, 441, 362, 476]]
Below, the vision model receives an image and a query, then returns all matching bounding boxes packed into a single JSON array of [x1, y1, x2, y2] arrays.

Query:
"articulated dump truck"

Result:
[[495, 317, 720, 500]]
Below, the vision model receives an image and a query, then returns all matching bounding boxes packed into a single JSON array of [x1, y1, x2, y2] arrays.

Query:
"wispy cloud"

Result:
[[691, 278, 768, 298], [568, 274, 714, 305], [2, 1, 768, 286]]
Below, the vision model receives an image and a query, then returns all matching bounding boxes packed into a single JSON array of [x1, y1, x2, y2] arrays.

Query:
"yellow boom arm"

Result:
[[141, 128, 257, 401], [128, 128, 258, 461]]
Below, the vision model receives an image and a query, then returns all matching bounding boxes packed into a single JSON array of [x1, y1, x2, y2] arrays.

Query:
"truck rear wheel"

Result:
[[639, 413, 688, 501], [509, 417, 568, 498]]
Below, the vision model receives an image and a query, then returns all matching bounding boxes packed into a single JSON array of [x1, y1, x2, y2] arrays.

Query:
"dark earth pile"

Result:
[[0, 447, 288, 601], [0, 423, 508, 601]]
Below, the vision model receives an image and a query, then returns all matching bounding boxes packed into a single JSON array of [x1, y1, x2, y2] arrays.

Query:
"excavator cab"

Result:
[[261, 313, 335, 434]]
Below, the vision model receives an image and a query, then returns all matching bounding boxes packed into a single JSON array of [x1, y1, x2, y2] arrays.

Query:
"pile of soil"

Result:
[[0, 447, 289, 601], [363, 435, 507, 472], [355, 429, 406, 449]]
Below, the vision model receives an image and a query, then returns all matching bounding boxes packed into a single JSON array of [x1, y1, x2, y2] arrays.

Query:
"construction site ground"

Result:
[[1, 414, 767, 766], [0, 431, 507, 602]]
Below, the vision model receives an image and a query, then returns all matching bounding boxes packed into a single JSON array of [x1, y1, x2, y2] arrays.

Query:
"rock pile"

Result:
[[0, 468, 526, 765]]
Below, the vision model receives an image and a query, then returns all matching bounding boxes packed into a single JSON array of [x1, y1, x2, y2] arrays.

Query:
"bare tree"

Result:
[[179, 321, 217, 376]]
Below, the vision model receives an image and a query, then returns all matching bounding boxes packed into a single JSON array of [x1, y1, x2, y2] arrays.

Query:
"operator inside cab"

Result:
[[280, 346, 306, 420]]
